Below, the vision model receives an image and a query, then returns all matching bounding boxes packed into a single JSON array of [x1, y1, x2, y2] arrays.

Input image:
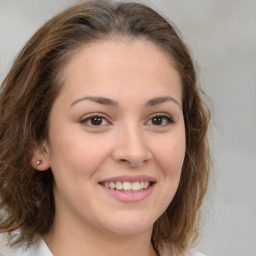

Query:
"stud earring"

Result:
[[36, 160, 42, 165]]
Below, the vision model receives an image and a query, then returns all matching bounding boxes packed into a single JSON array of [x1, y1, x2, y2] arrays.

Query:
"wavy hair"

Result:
[[0, 1, 211, 255]]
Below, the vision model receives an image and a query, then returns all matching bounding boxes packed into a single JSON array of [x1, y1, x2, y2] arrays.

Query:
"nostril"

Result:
[[111, 139, 152, 168], [119, 158, 129, 164]]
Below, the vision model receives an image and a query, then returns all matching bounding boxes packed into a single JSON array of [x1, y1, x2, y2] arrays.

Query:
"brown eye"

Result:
[[152, 117, 163, 125], [90, 117, 103, 125], [147, 114, 174, 126], [80, 114, 109, 127]]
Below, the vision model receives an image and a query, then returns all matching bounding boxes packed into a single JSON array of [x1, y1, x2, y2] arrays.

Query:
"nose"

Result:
[[111, 124, 152, 168]]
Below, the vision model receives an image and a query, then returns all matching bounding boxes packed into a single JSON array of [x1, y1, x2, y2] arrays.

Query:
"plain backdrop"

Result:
[[1, 1, 256, 256]]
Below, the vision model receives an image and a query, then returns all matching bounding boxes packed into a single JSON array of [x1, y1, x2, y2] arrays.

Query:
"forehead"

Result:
[[60, 38, 177, 75], [56, 39, 182, 102]]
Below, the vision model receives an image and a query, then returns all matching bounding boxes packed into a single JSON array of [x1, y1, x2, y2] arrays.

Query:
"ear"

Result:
[[30, 142, 50, 171]]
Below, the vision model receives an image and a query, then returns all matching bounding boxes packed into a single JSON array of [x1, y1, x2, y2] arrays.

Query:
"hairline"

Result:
[[53, 35, 181, 107]]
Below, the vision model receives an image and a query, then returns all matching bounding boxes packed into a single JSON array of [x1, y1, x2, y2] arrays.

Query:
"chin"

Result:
[[108, 224, 152, 236], [102, 213, 155, 235]]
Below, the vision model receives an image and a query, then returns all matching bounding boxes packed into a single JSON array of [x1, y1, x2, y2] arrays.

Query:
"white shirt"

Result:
[[0, 238, 52, 256], [0, 237, 206, 256]]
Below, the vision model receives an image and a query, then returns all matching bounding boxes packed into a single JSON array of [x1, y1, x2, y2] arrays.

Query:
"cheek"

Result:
[[156, 134, 186, 176], [48, 132, 112, 179], [149, 133, 186, 216], [161, 150, 184, 182]]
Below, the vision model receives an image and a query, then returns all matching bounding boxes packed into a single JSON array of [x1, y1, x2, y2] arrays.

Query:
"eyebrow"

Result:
[[70, 96, 119, 107], [145, 96, 181, 108], [70, 96, 181, 108]]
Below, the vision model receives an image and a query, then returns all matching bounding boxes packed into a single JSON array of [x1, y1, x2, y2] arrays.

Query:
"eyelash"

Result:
[[146, 113, 174, 127], [80, 113, 174, 127], [80, 113, 110, 127]]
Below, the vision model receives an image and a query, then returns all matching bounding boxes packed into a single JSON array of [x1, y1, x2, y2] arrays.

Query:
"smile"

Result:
[[99, 175, 156, 202], [100, 181, 151, 192]]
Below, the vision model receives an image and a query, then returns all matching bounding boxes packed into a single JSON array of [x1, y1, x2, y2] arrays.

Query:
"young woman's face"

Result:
[[43, 39, 185, 236]]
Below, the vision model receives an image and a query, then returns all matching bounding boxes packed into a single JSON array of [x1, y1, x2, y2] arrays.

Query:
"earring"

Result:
[[36, 160, 42, 165]]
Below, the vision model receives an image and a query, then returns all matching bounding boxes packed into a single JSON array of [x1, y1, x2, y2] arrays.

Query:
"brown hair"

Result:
[[0, 1, 211, 255]]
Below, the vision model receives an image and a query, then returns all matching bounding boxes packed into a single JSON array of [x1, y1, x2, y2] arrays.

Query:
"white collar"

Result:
[[0, 237, 52, 256], [1, 236, 205, 256]]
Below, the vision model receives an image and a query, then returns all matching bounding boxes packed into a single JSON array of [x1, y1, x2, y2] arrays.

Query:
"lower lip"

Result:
[[100, 184, 155, 202]]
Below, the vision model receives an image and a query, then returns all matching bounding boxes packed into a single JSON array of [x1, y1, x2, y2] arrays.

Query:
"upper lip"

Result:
[[99, 175, 156, 183]]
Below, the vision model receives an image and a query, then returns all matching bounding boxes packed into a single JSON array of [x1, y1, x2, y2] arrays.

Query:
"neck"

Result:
[[43, 215, 158, 256]]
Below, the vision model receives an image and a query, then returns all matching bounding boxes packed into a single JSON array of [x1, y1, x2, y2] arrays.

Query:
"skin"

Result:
[[33, 39, 186, 256]]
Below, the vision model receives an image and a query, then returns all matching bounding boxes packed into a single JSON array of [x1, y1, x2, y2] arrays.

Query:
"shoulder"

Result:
[[158, 244, 207, 256], [0, 240, 31, 256], [0, 234, 52, 256], [0, 233, 12, 256], [190, 251, 207, 256]]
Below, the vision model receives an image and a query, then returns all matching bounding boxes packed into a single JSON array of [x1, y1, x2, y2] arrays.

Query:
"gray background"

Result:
[[0, 1, 255, 256]]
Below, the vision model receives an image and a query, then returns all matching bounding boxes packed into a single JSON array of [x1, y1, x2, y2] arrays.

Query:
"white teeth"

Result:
[[109, 182, 116, 189], [123, 181, 132, 190], [132, 181, 140, 191], [144, 181, 149, 189], [116, 181, 123, 190], [102, 181, 151, 191]]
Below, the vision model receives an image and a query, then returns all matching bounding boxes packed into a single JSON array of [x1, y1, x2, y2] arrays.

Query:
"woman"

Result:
[[0, 1, 211, 256]]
